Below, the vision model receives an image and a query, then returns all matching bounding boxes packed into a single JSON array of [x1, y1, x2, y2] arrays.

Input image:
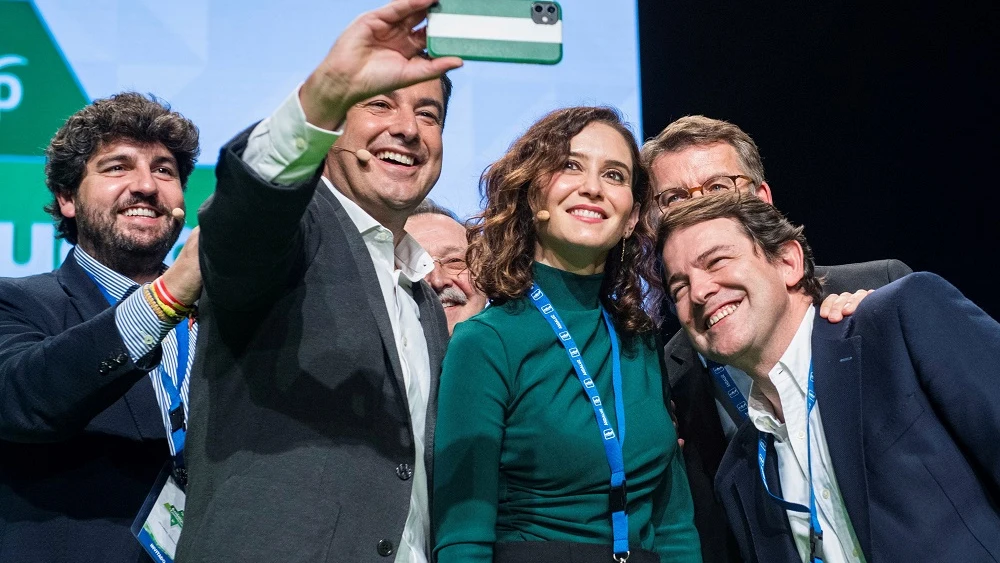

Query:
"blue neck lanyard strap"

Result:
[[85, 273, 190, 483], [707, 360, 749, 421], [756, 360, 824, 562], [528, 283, 629, 559]]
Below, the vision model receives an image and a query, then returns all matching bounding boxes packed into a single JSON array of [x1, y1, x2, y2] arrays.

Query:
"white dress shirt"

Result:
[[746, 306, 867, 563], [242, 87, 435, 563]]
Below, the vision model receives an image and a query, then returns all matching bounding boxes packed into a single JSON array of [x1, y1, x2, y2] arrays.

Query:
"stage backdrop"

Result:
[[0, 0, 643, 277]]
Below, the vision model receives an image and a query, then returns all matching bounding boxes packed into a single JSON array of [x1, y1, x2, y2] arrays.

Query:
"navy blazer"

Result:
[[0, 250, 167, 562], [715, 273, 1000, 562], [665, 259, 912, 563]]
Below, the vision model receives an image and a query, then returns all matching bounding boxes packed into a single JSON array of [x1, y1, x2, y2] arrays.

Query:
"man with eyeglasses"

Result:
[[641, 115, 912, 563], [405, 199, 488, 335]]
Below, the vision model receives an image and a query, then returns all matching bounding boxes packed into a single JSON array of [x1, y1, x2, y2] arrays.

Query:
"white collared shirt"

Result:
[[242, 87, 435, 563], [746, 307, 866, 563]]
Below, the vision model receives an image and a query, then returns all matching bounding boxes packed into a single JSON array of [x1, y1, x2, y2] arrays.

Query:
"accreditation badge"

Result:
[[131, 463, 186, 563]]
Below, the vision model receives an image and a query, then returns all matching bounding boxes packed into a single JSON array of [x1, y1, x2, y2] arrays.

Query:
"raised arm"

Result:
[[199, 0, 462, 310]]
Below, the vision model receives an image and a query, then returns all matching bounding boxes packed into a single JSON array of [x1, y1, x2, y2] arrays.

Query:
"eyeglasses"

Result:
[[432, 256, 468, 275], [655, 174, 756, 212]]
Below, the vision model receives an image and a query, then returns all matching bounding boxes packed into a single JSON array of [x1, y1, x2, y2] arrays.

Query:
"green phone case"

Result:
[[427, 0, 563, 65]]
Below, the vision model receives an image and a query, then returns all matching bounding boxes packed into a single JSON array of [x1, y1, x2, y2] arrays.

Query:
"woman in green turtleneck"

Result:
[[432, 107, 701, 563]]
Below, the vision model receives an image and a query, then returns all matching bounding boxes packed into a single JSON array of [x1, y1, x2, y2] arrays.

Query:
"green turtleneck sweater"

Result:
[[433, 263, 701, 562]]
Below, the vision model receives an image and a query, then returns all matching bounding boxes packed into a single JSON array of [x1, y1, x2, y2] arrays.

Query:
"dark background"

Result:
[[638, 0, 999, 320]]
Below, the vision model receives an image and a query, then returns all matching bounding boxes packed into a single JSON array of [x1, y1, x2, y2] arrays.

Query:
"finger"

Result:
[[401, 10, 429, 33], [407, 25, 428, 55], [827, 293, 852, 322], [373, 0, 436, 26], [819, 293, 839, 319], [842, 289, 869, 314], [396, 56, 463, 87], [678, 437, 685, 450], [370, 23, 429, 60]]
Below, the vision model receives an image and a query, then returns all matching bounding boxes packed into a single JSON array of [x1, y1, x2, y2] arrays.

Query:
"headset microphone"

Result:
[[333, 146, 372, 165], [171, 208, 186, 221], [535, 210, 550, 221]]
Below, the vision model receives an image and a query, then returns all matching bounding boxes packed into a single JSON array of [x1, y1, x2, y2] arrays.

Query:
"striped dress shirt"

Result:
[[74, 247, 197, 453]]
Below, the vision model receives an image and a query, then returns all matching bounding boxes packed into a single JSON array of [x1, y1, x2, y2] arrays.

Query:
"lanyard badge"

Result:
[[528, 283, 630, 561], [85, 273, 191, 562]]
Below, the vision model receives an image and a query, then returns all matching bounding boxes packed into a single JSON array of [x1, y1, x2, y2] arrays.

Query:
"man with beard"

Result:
[[0, 92, 202, 562], [405, 199, 488, 334]]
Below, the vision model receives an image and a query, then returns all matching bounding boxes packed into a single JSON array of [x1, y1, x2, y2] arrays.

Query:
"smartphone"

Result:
[[427, 0, 563, 65]]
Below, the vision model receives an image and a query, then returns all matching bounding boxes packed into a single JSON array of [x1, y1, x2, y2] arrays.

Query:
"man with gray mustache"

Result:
[[405, 199, 488, 334]]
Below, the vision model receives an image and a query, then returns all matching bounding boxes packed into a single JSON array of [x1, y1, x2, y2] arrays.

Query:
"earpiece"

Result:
[[535, 210, 550, 221]]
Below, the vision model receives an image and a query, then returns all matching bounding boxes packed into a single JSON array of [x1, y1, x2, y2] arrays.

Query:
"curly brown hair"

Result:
[[467, 106, 662, 337], [43, 92, 200, 244]]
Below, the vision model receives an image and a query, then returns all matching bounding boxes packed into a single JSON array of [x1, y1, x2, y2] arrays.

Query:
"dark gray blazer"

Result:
[[176, 128, 449, 563], [664, 259, 912, 563]]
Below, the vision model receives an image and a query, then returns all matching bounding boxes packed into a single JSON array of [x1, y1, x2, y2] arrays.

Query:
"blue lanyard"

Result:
[[707, 360, 749, 420], [85, 274, 189, 463], [757, 360, 824, 562], [528, 283, 630, 558]]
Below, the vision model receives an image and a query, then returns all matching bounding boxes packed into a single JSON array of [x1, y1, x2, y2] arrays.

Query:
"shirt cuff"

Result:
[[242, 84, 343, 185], [115, 288, 178, 362]]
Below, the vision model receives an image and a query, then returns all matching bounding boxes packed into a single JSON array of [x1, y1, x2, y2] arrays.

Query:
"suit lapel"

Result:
[[54, 250, 165, 440], [724, 427, 798, 562], [664, 331, 730, 477], [318, 187, 409, 407], [812, 318, 873, 559], [55, 249, 110, 321]]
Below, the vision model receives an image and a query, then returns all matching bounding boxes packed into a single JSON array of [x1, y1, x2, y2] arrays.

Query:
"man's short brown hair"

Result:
[[656, 191, 823, 304], [641, 115, 765, 185]]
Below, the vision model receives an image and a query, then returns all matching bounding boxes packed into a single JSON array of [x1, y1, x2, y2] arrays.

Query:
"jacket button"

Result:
[[377, 539, 394, 557], [395, 463, 412, 480]]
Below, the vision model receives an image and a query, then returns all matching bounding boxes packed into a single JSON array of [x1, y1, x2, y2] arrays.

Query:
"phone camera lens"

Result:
[[547, 5, 556, 13], [534, 4, 543, 12]]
